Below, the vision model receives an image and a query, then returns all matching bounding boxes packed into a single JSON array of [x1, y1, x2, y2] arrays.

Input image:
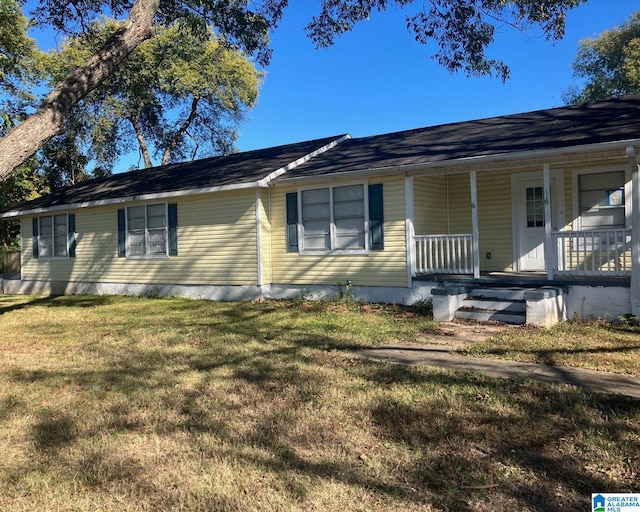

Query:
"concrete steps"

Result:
[[432, 283, 566, 326], [454, 287, 527, 325]]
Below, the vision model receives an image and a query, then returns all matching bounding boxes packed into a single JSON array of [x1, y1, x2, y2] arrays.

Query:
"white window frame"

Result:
[[126, 203, 169, 258], [38, 213, 69, 259], [572, 166, 630, 231], [298, 182, 370, 255]]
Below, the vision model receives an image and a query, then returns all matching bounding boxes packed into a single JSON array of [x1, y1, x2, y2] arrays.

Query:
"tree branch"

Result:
[[161, 97, 200, 165], [0, 0, 160, 182]]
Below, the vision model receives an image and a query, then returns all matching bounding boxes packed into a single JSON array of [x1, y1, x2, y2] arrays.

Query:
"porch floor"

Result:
[[415, 271, 631, 288]]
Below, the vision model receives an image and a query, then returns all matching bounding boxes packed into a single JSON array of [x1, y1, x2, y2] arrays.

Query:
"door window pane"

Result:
[[526, 186, 544, 228]]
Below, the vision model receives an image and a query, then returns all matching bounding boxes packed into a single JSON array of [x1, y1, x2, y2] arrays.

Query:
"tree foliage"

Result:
[[39, 21, 261, 172], [0, 0, 38, 94], [564, 10, 640, 104], [0, 0, 588, 180], [309, 0, 586, 82]]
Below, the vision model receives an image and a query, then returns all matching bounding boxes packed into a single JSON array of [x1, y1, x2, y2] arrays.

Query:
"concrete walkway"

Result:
[[350, 324, 640, 398]]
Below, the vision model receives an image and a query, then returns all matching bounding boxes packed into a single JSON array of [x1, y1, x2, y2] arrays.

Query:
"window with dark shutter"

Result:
[[68, 214, 76, 258], [32, 218, 39, 259], [34, 213, 73, 259], [368, 184, 384, 250], [286, 192, 298, 252], [118, 203, 176, 258], [117, 209, 126, 257], [168, 203, 178, 256], [291, 182, 382, 254]]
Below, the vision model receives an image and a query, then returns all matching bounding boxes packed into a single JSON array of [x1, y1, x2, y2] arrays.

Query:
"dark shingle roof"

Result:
[[281, 95, 640, 179], [4, 95, 640, 216], [3, 135, 346, 214]]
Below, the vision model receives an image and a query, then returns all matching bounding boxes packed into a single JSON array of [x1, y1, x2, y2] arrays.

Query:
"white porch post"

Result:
[[405, 176, 415, 288], [626, 147, 640, 317], [470, 171, 480, 278], [255, 188, 263, 287], [543, 163, 554, 280]]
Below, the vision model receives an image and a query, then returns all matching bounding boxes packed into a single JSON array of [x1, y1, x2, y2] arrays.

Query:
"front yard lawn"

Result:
[[461, 320, 640, 375], [0, 295, 638, 511]]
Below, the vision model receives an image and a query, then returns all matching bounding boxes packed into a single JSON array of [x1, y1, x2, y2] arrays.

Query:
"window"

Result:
[[117, 203, 178, 258], [33, 214, 75, 259], [286, 183, 383, 254], [301, 184, 366, 252], [526, 186, 545, 228], [578, 171, 625, 229]]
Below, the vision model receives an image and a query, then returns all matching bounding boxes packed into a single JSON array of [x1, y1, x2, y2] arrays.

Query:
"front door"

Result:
[[513, 174, 563, 272]]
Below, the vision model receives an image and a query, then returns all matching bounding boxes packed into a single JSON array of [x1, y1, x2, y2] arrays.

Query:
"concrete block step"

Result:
[[463, 298, 526, 313], [469, 287, 528, 301], [456, 308, 526, 325]]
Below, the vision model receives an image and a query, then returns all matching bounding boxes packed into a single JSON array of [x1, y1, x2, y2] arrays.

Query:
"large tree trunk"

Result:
[[0, 0, 160, 182]]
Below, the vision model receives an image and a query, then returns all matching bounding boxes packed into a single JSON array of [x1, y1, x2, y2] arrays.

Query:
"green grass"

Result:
[[461, 320, 640, 375], [0, 295, 638, 511]]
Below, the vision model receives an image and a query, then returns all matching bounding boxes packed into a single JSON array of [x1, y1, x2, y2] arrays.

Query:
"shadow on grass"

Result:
[[3, 298, 639, 510], [0, 294, 115, 315], [364, 366, 640, 510]]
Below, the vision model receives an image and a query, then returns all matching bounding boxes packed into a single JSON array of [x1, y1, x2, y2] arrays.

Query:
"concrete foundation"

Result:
[[523, 288, 566, 328], [0, 278, 438, 306], [1, 277, 632, 323]]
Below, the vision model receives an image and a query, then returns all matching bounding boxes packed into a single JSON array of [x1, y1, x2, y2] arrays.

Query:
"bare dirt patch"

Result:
[[415, 320, 517, 349]]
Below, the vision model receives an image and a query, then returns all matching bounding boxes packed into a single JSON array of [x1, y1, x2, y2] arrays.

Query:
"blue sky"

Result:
[[22, 0, 640, 169], [236, 0, 640, 152]]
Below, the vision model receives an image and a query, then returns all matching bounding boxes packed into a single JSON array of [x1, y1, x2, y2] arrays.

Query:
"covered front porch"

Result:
[[405, 146, 640, 323]]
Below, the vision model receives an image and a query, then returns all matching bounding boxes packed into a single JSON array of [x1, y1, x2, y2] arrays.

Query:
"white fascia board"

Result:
[[403, 138, 640, 176], [256, 134, 351, 187], [0, 181, 260, 219], [0, 135, 352, 219]]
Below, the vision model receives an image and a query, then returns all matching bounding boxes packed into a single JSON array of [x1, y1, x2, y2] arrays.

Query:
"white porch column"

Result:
[[543, 163, 554, 280], [626, 147, 640, 317], [255, 188, 263, 287], [470, 171, 480, 278], [405, 176, 415, 288]]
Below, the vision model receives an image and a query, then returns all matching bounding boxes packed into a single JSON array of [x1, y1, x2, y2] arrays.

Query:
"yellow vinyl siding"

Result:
[[270, 175, 408, 287], [22, 217, 76, 282], [259, 189, 272, 285], [446, 174, 472, 234], [22, 190, 260, 286], [475, 169, 514, 271], [413, 175, 447, 235], [413, 174, 472, 235]]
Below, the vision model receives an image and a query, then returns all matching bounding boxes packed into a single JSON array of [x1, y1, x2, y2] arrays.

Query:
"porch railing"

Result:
[[415, 234, 475, 275], [553, 228, 632, 277]]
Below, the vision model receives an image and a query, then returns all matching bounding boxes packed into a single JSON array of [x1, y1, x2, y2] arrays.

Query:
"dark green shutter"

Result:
[[286, 192, 298, 252], [68, 214, 76, 258], [117, 209, 126, 257], [32, 218, 39, 259], [368, 184, 384, 251], [168, 203, 178, 256]]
